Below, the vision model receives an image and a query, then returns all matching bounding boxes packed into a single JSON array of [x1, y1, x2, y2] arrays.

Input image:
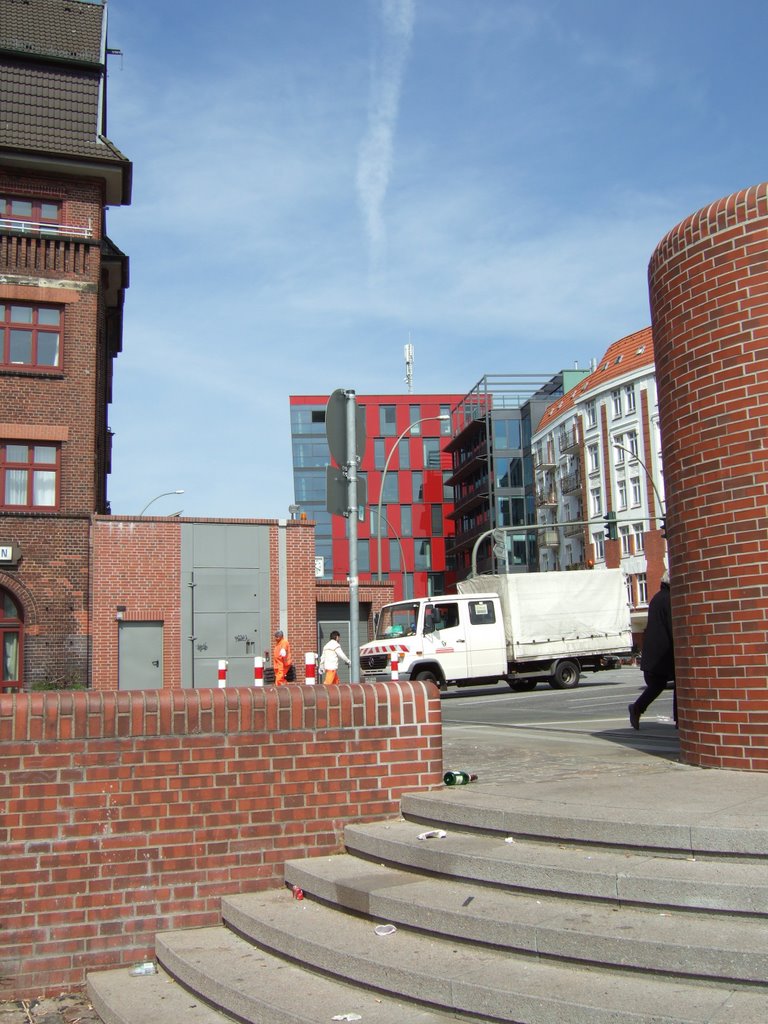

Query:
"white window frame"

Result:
[[611, 390, 622, 418]]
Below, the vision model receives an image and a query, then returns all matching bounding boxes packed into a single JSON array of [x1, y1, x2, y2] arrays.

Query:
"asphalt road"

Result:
[[439, 664, 681, 784]]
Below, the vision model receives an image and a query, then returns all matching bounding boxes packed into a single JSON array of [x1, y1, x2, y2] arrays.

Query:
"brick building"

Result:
[[0, 0, 131, 689], [1, 3, 385, 692]]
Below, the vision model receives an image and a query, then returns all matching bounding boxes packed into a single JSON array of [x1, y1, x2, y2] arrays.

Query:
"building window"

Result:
[[409, 405, 421, 433], [381, 474, 398, 503], [625, 384, 636, 413], [620, 526, 631, 555], [414, 539, 431, 571], [633, 524, 645, 552], [627, 431, 639, 458], [412, 471, 423, 502], [440, 405, 451, 435], [586, 401, 597, 428], [431, 504, 443, 536], [637, 572, 648, 604], [617, 480, 627, 510], [1, 303, 62, 369], [631, 476, 642, 506], [423, 437, 441, 469], [1, 443, 59, 508], [614, 435, 625, 465], [1, 588, 22, 687], [374, 438, 386, 470], [590, 488, 602, 516], [593, 532, 605, 561], [0, 195, 61, 226], [400, 505, 412, 537], [380, 405, 396, 436], [588, 443, 600, 473], [398, 438, 410, 469], [612, 390, 622, 418], [389, 539, 401, 571], [357, 539, 370, 573]]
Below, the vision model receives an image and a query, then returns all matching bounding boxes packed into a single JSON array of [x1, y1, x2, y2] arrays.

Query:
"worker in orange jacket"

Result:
[[273, 629, 293, 685]]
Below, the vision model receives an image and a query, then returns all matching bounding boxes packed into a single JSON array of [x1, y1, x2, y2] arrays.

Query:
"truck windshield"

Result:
[[376, 602, 420, 640]]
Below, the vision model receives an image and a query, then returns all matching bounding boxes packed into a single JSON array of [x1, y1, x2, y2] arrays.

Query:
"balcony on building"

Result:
[[560, 470, 581, 494]]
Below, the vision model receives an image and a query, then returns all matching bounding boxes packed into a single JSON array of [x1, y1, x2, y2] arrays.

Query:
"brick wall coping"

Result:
[[648, 182, 768, 276]]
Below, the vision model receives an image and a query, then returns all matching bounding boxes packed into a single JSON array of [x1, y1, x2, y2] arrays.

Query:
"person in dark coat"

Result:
[[629, 571, 675, 729]]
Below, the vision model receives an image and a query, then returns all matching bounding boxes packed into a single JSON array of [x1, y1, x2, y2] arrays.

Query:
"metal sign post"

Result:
[[345, 390, 361, 683], [325, 389, 366, 682]]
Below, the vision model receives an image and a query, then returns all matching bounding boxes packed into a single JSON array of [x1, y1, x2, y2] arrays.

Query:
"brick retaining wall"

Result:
[[0, 682, 443, 998]]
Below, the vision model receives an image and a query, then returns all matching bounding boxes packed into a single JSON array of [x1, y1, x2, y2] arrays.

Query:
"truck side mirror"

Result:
[[424, 605, 435, 634]]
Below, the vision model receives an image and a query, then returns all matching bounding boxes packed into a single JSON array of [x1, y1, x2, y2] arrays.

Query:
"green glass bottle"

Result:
[[443, 770, 478, 786]]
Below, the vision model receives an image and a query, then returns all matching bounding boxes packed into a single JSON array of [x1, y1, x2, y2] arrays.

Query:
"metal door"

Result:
[[118, 621, 163, 690]]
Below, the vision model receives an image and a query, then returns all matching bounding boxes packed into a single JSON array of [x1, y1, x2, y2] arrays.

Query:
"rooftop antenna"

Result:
[[404, 339, 414, 393]]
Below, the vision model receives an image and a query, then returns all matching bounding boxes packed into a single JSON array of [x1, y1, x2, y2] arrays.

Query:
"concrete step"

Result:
[[283, 851, 768, 984], [154, 922, 472, 1024], [220, 887, 767, 1024], [343, 819, 768, 913], [400, 774, 768, 856], [88, 965, 232, 1024]]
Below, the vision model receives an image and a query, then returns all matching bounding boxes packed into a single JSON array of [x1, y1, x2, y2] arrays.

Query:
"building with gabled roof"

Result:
[[532, 326, 667, 634]]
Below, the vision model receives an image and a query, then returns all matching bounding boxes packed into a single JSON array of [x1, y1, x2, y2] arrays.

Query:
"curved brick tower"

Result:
[[648, 184, 768, 771]]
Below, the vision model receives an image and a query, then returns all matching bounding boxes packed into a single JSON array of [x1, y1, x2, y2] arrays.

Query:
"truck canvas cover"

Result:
[[457, 570, 632, 661]]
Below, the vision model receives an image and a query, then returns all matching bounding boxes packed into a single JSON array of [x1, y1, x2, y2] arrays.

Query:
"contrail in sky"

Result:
[[356, 0, 415, 276]]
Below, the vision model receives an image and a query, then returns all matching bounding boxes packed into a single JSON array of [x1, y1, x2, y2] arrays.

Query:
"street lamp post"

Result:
[[140, 490, 185, 516], [371, 507, 408, 598], [376, 415, 449, 583]]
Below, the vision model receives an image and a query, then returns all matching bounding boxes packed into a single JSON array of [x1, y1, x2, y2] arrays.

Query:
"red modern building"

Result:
[[290, 393, 462, 602]]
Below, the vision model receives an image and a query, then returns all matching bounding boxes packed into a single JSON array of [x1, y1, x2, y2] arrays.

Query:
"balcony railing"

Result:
[[560, 471, 581, 494], [0, 217, 93, 238]]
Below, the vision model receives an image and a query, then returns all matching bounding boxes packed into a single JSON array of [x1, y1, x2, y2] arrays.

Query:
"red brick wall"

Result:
[[648, 183, 768, 771], [0, 682, 443, 999], [91, 518, 181, 690]]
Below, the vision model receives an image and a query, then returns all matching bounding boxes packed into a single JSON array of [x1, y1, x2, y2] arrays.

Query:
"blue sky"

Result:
[[103, 0, 767, 519]]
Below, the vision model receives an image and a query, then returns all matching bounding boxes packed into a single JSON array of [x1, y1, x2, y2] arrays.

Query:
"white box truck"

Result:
[[359, 569, 632, 691]]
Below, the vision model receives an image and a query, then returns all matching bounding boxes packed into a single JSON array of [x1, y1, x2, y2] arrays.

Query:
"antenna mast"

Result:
[[404, 341, 414, 393]]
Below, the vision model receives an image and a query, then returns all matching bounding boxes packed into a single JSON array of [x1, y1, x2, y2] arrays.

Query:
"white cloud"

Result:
[[356, 0, 415, 276]]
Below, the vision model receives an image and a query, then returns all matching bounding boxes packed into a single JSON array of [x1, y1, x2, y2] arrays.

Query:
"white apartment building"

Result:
[[531, 327, 667, 633]]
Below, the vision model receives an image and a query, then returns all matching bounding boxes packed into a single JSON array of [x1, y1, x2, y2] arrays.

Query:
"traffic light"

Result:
[[603, 511, 618, 541]]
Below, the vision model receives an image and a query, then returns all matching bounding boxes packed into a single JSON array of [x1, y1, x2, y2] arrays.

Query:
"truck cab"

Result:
[[360, 594, 507, 688]]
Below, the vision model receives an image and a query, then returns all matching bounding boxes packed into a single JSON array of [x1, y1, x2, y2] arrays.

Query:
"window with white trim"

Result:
[[588, 443, 600, 473], [1, 442, 59, 509], [592, 532, 605, 561], [625, 384, 636, 413], [631, 476, 642, 506], [617, 480, 627, 509], [620, 526, 631, 555], [586, 401, 597, 428], [633, 524, 645, 552], [612, 390, 622, 418]]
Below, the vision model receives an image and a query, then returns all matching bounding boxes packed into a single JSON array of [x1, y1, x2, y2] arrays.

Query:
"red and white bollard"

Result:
[[217, 659, 228, 688], [390, 652, 399, 681], [305, 651, 317, 684], [253, 656, 264, 686]]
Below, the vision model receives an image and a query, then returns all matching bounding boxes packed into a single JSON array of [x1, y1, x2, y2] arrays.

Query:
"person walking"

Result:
[[629, 571, 675, 729], [273, 629, 293, 685], [319, 630, 350, 685]]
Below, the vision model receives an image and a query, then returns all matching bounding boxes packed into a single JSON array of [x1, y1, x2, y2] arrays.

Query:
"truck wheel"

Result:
[[550, 660, 580, 689], [508, 680, 537, 692], [415, 669, 441, 689]]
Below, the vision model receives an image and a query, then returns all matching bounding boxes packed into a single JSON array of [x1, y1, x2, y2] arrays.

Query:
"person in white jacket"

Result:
[[319, 630, 350, 685]]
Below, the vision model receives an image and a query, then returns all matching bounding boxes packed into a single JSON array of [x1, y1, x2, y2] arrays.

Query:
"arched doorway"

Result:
[[1, 587, 23, 690]]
